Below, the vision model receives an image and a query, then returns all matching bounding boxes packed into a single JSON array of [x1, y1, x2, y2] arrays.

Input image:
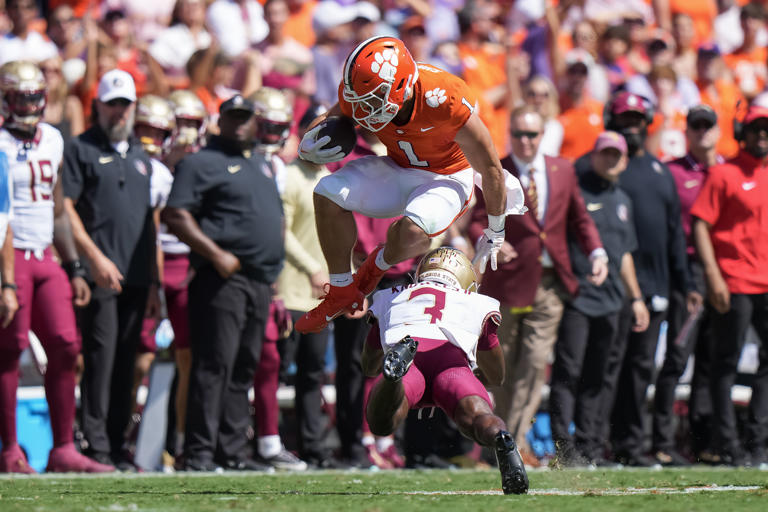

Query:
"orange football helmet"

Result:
[[342, 36, 418, 132]]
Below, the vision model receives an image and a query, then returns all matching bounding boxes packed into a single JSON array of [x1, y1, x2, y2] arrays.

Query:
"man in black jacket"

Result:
[[163, 95, 284, 471], [575, 92, 702, 466], [550, 131, 649, 466]]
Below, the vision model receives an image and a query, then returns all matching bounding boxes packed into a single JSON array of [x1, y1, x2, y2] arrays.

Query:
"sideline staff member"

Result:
[[62, 70, 159, 468], [549, 131, 649, 466], [163, 95, 285, 471]]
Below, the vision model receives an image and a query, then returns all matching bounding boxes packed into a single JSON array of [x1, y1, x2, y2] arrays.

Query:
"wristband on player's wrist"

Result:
[[488, 214, 505, 232], [63, 259, 88, 280]]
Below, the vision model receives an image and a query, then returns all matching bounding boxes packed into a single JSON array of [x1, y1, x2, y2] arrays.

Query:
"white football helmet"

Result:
[[0, 60, 46, 134], [416, 247, 478, 292]]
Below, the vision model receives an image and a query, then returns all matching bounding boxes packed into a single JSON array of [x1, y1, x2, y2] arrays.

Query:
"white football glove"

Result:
[[473, 227, 505, 273], [298, 124, 345, 164]]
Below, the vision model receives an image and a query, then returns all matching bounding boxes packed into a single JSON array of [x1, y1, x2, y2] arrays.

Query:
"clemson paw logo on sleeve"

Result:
[[425, 88, 447, 108], [370, 49, 399, 81]]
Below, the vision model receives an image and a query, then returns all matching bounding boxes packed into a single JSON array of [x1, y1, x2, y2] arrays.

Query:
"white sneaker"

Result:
[[261, 448, 308, 471]]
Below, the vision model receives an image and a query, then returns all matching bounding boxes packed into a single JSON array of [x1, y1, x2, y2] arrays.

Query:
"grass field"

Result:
[[1, 467, 766, 512]]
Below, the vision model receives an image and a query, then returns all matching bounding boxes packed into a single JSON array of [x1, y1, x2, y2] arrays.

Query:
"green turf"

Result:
[[0, 467, 766, 511]]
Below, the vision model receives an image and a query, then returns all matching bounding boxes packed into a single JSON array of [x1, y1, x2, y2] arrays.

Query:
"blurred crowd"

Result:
[[0, 0, 767, 474]]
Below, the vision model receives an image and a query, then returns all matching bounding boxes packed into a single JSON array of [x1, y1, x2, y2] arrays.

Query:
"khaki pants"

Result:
[[492, 272, 566, 450]]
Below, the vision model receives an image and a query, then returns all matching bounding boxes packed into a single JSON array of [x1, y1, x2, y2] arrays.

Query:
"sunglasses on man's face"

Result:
[[526, 90, 549, 99], [105, 98, 133, 108], [512, 130, 541, 139], [688, 121, 715, 131]]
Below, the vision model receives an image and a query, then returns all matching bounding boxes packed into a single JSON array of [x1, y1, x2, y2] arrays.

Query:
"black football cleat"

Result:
[[495, 430, 529, 495], [383, 336, 418, 382]]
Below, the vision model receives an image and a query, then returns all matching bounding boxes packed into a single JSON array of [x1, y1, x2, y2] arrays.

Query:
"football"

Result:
[[316, 116, 358, 156]]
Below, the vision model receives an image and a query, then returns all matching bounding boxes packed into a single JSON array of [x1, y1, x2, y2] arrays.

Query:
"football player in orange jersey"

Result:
[[295, 36, 525, 334]]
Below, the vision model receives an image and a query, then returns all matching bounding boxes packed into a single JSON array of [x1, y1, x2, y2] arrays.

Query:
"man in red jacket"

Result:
[[692, 104, 768, 467], [469, 105, 606, 465]]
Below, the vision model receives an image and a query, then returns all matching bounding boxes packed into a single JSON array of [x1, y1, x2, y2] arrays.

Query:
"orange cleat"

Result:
[[354, 246, 389, 295], [295, 283, 364, 334]]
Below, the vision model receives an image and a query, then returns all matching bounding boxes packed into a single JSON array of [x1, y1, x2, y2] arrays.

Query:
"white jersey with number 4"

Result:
[[0, 123, 62, 251], [370, 281, 501, 366]]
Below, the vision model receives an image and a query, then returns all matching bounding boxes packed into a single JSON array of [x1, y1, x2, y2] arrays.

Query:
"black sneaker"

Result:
[[304, 455, 352, 470], [383, 336, 418, 382], [719, 446, 747, 467], [495, 430, 529, 495], [614, 451, 660, 468], [652, 449, 691, 467], [111, 452, 138, 473], [405, 453, 456, 470], [221, 458, 275, 472], [86, 451, 113, 467], [749, 446, 767, 467], [183, 458, 221, 472]]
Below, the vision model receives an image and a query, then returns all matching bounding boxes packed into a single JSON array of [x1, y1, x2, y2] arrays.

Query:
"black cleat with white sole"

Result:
[[383, 336, 418, 382], [495, 430, 529, 495]]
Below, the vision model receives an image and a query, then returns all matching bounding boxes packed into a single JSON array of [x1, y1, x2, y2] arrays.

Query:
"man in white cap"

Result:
[[62, 69, 161, 470]]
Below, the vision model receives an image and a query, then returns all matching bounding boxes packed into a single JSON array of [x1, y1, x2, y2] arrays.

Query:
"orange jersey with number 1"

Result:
[[338, 64, 478, 175]]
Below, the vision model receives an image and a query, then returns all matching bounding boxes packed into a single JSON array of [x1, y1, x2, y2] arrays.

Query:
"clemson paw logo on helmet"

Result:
[[370, 49, 399, 82], [425, 88, 447, 108]]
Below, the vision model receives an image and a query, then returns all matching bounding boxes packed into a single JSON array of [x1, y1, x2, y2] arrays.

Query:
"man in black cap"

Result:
[[651, 105, 723, 466], [163, 94, 284, 471], [577, 91, 702, 466]]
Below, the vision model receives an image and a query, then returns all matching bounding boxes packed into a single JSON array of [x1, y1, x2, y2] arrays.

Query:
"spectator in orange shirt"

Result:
[[697, 43, 744, 158], [557, 56, 604, 162], [457, 1, 516, 157], [187, 47, 239, 126], [723, 2, 768, 100], [646, 64, 689, 160], [284, 0, 318, 49], [669, 0, 718, 47], [101, 9, 149, 95]]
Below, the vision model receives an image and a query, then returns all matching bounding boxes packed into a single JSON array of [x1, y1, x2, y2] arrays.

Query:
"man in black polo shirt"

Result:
[[550, 131, 649, 466], [162, 95, 284, 472], [62, 70, 160, 468], [576, 92, 703, 466]]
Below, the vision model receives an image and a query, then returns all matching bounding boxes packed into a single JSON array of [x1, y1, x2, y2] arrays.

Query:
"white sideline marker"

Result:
[[402, 485, 763, 496]]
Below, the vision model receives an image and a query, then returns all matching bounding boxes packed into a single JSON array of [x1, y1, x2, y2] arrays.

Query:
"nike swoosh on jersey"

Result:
[[420, 126, 435, 132], [684, 179, 699, 189], [99, 156, 114, 164], [586, 202, 603, 211], [743, 182, 757, 191], [228, 165, 241, 174]]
